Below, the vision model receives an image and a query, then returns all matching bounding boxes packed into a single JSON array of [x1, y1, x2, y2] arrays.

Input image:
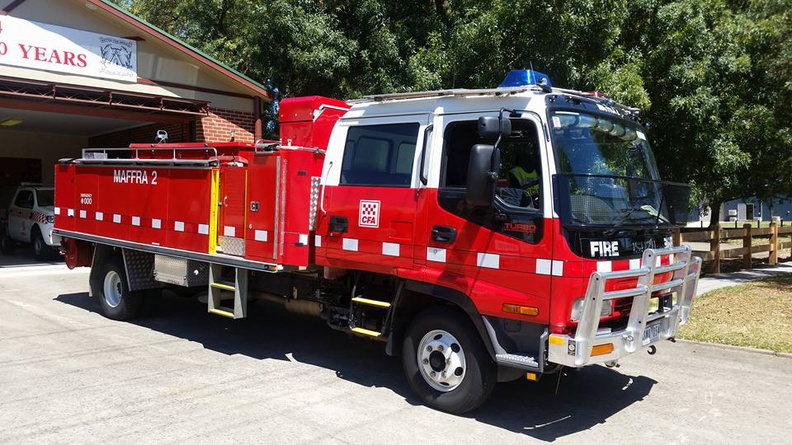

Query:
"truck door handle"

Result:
[[431, 225, 456, 243], [328, 216, 348, 234]]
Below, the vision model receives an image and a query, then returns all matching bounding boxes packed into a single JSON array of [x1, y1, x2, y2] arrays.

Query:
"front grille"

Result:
[[614, 298, 632, 316]]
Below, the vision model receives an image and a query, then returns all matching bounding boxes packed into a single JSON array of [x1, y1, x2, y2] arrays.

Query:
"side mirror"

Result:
[[466, 144, 500, 207], [477, 116, 512, 141]]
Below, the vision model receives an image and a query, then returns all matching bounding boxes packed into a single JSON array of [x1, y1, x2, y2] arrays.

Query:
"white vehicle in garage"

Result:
[[1, 184, 61, 260]]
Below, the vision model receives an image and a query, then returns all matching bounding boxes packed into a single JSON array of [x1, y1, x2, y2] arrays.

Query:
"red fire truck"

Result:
[[54, 70, 701, 413]]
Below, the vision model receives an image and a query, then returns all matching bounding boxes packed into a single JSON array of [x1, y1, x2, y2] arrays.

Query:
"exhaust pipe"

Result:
[[252, 292, 323, 317]]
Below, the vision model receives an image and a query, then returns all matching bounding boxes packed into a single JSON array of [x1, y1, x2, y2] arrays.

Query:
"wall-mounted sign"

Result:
[[0, 15, 137, 82]]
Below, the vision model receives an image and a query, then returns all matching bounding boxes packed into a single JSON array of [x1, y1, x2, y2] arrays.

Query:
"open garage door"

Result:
[[0, 103, 199, 187]]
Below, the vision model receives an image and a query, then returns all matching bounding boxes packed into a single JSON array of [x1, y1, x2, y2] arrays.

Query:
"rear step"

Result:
[[208, 264, 248, 319]]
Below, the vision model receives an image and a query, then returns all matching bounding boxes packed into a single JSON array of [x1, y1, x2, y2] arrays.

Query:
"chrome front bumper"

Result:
[[548, 246, 701, 367]]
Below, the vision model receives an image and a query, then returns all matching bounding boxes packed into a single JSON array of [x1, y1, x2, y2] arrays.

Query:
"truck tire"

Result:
[[32, 228, 49, 261], [402, 307, 497, 414], [93, 258, 144, 320]]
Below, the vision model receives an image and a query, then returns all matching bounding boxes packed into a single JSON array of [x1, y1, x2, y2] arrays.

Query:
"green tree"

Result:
[[110, 0, 791, 221], [627, 0, 791, 224]]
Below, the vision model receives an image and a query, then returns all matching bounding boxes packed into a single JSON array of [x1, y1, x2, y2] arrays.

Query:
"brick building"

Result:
[[0, 0, 270, 187]]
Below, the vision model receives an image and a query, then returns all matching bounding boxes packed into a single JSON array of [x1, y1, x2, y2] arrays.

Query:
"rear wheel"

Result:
[[402, 307, 497, 414], [92, 258, 144, 320]]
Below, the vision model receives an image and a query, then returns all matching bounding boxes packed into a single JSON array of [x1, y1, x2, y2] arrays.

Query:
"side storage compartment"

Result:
[[243, 96, 347, 269], [54, 163, 77, 232], [244, 149, 324, 268], [54, 145, 243, 256]]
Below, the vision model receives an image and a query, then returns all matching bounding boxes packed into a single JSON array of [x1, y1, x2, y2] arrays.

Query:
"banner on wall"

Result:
[[0, 15, 137, 82]]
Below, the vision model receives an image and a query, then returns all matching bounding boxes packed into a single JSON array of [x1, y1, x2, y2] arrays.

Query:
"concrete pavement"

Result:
[[0, 260, 791, 444], [696, 262, 792, 295]]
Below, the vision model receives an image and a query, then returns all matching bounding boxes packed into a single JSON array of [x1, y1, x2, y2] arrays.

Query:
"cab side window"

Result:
[[441, 119, 542, 210], [497, 123, 542, 210], [441, 121, 478, 188], [340, 123, 419, 187], [14, 190, 34, 209], [439, 117, 544, 244]]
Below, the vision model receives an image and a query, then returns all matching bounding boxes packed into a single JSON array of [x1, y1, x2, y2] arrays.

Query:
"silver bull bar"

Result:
[[548, 246, 702, 367]]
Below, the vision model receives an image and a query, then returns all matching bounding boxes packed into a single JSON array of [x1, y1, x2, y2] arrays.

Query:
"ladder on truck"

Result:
[[208, 264, 248, 319], [76, 146, 221, 167]]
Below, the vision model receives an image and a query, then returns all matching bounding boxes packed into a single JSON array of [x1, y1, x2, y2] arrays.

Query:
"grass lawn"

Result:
[[723, 235, 792, 247], [678, 273, 792, 353]]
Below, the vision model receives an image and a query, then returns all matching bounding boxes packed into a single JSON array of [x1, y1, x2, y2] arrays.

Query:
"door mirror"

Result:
[[466, 144, 499, 207], [477, 116, 512, 141]]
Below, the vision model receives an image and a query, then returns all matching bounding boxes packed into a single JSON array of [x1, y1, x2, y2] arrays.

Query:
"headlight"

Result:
[[46, 215, 55, 223], [571, 298, 613, 321], [647, 297, 660, 313]]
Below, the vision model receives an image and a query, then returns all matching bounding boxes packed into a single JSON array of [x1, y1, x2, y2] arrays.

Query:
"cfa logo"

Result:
[[359, 200, 380, 228]]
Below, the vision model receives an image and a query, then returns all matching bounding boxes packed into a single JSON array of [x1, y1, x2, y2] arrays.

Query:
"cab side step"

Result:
[[351, 296, 391, 308], [348, 295, 392, 339], [350, 327, 383, 337], [208, 264, 248, 319]]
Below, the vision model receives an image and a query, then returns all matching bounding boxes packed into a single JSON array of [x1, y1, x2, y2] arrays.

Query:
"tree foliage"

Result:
[[115, 0, 791, 219]]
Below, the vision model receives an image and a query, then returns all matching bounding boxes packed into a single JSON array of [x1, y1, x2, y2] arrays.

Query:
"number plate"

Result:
[[642, 323, 661, 346]]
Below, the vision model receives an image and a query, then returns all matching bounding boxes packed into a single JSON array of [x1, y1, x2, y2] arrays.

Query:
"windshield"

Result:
[[552, 111, 658, 179], [35, 189, 54, 207], [550, 111, 689, 227]]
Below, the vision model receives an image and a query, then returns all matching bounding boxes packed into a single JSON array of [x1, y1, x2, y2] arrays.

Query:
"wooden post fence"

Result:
[[679, 221, 792, 274], [743, 223, 752, 270], [710, 224, 721, 274]]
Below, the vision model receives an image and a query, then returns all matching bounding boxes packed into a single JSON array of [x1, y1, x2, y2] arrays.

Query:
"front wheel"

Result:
[[402, 308, 497, 414], [32, 228, 49, 260], [92, 258, 144, 320]]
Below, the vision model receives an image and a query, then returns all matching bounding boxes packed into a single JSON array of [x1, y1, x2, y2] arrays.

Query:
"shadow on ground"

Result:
[[55, 291, 655, 441], [0, 247, 63, 268]]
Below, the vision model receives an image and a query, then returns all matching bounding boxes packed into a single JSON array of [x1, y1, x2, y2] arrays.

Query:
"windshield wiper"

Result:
[[607, 206, 667, 232], [602, 207, 646, 235], [654, 192, 667, 226], [615, 207, 648, 224], [638, 204, 671, 224]]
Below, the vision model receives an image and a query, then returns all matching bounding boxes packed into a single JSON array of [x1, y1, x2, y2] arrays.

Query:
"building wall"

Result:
[[88, 107, 256, 146], [88, 121, 195, 147], [722, 196, 792, 222], [3, 0, 264, 113], [196, 108, 256, 143]]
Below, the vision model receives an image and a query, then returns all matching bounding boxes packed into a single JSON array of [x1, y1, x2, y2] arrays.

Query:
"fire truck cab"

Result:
[[54, 70, 701, 414]]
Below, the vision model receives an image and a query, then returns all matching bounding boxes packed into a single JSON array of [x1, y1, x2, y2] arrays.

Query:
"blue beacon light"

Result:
[[499, 69, 552, 88]]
